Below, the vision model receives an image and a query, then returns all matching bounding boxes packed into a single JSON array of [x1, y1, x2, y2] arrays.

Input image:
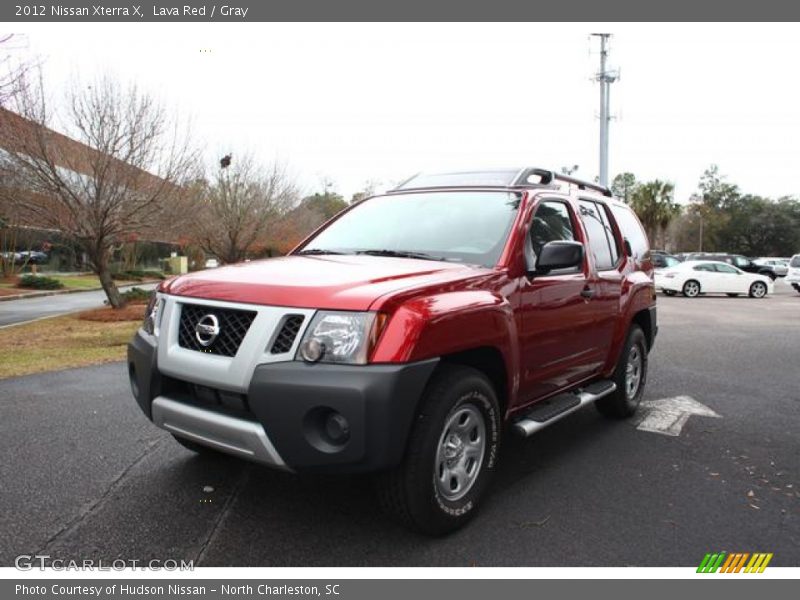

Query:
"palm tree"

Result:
[[629, 180, 681, 248]]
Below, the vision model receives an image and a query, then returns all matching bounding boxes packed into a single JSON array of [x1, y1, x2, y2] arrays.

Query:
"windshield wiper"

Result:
[[296, 248, 347, 256], [355, 249, 447, 262]]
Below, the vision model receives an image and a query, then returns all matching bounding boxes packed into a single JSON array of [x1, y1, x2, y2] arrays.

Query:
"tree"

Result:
[[611, 172, 638, 204], [300, 189, 348, 220], [629, 180, 681, 248], [0, 73, 197, 307], [0, 34, 33, 107], [192, 155, 298, 264], [350, 179, 381, 204]]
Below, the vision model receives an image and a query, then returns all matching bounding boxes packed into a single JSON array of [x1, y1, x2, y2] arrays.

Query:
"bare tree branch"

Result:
[[0, 70, 199, 307], [190, 154, 298, 264]]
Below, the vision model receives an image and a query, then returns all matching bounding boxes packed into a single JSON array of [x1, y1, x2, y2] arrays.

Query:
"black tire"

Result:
[[749, 281, 768, 298], [375, 364, 502, 536], [682, 279, 701, 297], [171, 434, 224, 457], [726, 293, 740, 297], [662, 290, 677, 296], [596, 325, 648, 419], [794, 284, 800, 294]]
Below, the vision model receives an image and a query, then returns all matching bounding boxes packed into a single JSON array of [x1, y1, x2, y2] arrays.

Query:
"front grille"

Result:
[[270, 314, 304, 354], [178, 303, 256, 357]]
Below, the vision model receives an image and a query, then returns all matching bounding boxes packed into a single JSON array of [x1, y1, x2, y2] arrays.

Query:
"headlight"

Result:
[[296, 311, 385, 365], [142, 293, 162, 336]]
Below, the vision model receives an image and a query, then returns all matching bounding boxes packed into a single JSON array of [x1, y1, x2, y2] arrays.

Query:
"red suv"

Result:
[[128, 167, 657, 535]]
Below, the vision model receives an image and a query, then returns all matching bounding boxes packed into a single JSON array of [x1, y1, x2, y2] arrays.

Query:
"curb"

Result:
[[0, 281, 158, 303]]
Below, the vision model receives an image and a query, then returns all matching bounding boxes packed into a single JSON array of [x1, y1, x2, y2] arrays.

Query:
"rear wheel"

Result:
[[596, 325, 648, 418], [682, 279, 701, 298], [792, 284, 800, 294], [376, 364, 501, 535], [749, 281, 768, 298]]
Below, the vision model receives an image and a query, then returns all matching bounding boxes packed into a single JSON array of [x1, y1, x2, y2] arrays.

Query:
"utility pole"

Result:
[[592, 33, 617, 187]]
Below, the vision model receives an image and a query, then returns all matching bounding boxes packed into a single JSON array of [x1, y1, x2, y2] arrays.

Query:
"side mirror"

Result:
[[533, 241, 584, 274]]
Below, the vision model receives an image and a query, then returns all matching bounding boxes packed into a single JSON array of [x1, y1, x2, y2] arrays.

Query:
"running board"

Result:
[[513, 380, 617, 437]]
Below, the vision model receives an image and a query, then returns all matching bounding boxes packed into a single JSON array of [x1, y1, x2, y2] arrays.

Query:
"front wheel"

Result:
[[376, 364, 501, 535], [682, 280, 701, 297], [596, 325, 648, 418], [749, 281, 768, 298]]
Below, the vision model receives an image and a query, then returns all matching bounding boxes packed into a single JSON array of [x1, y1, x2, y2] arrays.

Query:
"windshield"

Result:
[[297, 191, 522, 267]]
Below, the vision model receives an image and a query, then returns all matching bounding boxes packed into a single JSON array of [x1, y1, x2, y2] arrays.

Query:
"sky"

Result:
[[6, 22, 800, 202]]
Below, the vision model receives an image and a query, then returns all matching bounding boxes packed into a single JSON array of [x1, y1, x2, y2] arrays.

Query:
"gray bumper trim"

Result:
[[151, 396, 291, 471]]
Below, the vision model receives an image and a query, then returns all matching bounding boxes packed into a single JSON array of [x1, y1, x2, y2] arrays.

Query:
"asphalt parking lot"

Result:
[[1, 282, 798, 567]]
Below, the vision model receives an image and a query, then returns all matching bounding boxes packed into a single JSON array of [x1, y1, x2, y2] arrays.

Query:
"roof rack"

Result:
[[513, 168, 613, 197], [389, 167, 613, 198]]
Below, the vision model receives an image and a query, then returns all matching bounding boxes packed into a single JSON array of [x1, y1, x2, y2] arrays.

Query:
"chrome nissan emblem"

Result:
[[195, 314, 220, 347]]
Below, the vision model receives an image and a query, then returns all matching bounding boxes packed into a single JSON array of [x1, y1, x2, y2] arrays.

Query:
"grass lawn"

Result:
[[52, 275, 141, 290], [0, 309, 143, 379], [0, 274, 143, 294]]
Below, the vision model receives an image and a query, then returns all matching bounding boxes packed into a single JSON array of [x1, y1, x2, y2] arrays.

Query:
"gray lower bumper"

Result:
[[151, 396, 291, 470]]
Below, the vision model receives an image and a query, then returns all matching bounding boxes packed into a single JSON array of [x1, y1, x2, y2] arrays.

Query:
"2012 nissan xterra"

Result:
[[128, 167, 657, 535]]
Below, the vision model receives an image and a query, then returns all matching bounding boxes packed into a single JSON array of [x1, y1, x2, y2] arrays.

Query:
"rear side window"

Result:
[[791, 256, 800, 268], [715, 264, 739, 274], [578, 200, 619, 271], [609, 203, 649, 260], [693, 264, 716, 272]]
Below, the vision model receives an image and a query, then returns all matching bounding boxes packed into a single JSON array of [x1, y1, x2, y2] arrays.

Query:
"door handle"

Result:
[[580, 286, 595, 299]]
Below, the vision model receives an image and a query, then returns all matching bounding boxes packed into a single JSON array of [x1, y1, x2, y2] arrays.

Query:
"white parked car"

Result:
[[655, 260, 773, 298], [786, 254, 800, 294]]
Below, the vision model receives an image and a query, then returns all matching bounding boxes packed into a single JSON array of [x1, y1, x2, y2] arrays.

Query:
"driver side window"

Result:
[[527, 200, 578, 271]]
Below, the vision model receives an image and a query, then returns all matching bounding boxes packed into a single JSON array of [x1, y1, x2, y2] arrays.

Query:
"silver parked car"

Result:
[[754, 258, 788, 277]]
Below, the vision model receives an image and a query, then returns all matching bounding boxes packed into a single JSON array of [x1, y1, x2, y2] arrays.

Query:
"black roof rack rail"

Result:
[[388, 167, 613, 197], [513, 168, 613, 197]]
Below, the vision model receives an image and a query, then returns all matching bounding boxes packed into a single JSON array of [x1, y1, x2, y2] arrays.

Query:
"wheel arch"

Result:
[[439, 346, 510, 418]]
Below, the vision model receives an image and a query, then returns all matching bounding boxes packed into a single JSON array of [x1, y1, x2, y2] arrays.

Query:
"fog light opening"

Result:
[[302, 407, 351, 453], [325, 412, 350, 444]]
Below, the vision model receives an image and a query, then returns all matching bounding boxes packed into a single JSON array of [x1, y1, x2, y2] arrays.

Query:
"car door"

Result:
[[714, 263, 746, 292], [517, 198, 602, 402], [691, 262, 718, 292]]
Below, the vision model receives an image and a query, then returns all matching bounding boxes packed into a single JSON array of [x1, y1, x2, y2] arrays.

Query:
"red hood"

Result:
[[162, 255, 490, 311]]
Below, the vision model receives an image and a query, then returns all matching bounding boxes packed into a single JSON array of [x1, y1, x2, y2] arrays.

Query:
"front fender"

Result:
[[371, 290, 519, 402]]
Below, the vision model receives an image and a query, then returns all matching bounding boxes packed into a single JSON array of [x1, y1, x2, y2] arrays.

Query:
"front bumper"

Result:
[[127, 330, 438, 473]]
